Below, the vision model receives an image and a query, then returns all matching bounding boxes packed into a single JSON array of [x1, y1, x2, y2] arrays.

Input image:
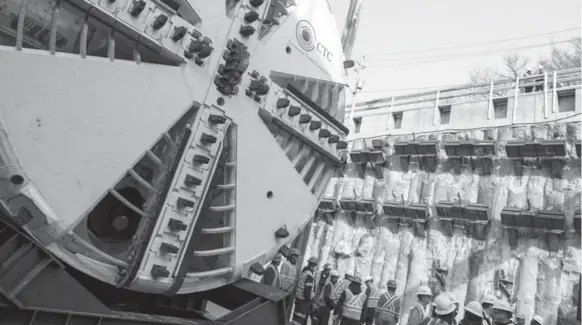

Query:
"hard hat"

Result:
[[464, 301, 483, 318], [352, 275, 362, 284], [365, 276, 374, 283], [273, 254, 282, 262], [307, 256, 318, 264], [532, 315, 544, 325], [433, 294, 456, 315], [492, 300, 513, 314], [290, 248, 299, 256], [386, 280, 397, 289], [416, 285, 433, 297], [323, 263, 332, 270], [330, 270, 340, 277], [481, 293, 496, 305]]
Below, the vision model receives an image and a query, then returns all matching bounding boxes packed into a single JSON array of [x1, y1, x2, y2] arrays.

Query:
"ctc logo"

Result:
[[295, 20, 334, 62], [296, 20, 317, 52]]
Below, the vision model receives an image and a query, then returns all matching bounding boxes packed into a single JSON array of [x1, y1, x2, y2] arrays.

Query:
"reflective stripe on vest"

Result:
[[263, 264, 281, 289], [411, 303, 426, 319], [335, 279, 350, 296], [280, 260, 297, 291], [367, 285, 381, 308], [378, 292, 400, 315], [341, 289, 366, 320], [317, 281, 339, 307], [295, 269, 315, 300]]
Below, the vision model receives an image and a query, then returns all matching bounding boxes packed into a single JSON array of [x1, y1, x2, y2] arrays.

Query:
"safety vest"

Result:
[[411, 303, 428, 325], [279, 260, 297, 292], [366, 284, 381, 308], [482, 313, 493, 325], [342, 289, 366, 320], [295, 269, 315, 300], [317, 280, 339, 307], [261, 264, 281, 289], [335, 278, 351, 296], [378, 292, 400, 316]]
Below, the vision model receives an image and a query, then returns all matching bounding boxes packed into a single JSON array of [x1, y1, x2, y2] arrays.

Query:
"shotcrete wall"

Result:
[[304, 121, 581, 325]]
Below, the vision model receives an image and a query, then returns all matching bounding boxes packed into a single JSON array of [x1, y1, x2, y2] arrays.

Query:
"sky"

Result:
[[331, 0, 581, 103]]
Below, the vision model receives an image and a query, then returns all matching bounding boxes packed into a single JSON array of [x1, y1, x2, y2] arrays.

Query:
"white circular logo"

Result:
[[296, 20, 316, 52]]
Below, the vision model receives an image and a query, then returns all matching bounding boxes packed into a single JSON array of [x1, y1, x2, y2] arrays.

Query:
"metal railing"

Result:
[[352, 68, 581, 116]]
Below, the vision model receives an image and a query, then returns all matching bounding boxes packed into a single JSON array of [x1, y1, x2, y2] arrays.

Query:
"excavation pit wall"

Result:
[[303, 121, 581, 325]]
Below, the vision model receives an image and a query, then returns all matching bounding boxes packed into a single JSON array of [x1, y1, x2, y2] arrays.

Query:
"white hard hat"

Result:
[[433, 294, 456, 315], [532, 315, 544, 325], [330, 270, 340, 277], [481, 293, 496, 305], [416, 285, 433, 297], [493, 300, 514, 314], [464, 301, 483, 317], [365, 276, 374, 283]]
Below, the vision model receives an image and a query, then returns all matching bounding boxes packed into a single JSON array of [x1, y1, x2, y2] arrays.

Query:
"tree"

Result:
[[468, 39, 581, 96], [539, 39, 581, 71], [469, 54, 531, 97]]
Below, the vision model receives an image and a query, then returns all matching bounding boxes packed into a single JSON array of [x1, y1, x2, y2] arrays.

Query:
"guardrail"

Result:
[[352, 68, 581, 116]]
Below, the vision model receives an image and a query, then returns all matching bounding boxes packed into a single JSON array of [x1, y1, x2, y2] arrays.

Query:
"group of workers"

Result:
[[261, 254, 401, 325], [260, 254, 546, 325], [521, 65, 545, 93], [407, 286, 545, 325]]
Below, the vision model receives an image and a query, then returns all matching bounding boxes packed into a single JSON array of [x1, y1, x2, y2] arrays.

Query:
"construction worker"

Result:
[[334, 275, 365, 325], [534, 65, 545, 92], [335, 273, 353, 297], [280, 248, 299, 320], [376, 280, 401, 325], [312, 263, 333, 324], [530, 315, 543, 325], [481, 294, 496, 325], [315, 270, 340, 325], [280, 248, 299, 292], [316, 263, 332, 297], [261, 253, 282, 289], [522, 68, 533, 93], [426, 294, 457, 325], [292, 256, 318, 325], [491, 300, 515, 325], [361, 276, 380, 325], [408, 285, 433, 325], [460, 301, 484, 325], [331, 273, 353, 325]]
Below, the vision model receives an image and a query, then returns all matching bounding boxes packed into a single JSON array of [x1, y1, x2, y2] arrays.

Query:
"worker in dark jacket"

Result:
[[361, 276, 380, 325], [481, 293, 495, 325], [292, 256, 318, 325], [316, 263, 332, 297], [460, 301, 484, 325], [312, 263, 333, 325], [334, 275, 365, 325], [261, 253, 281, 289], [491, 300, 515, 325], [315, 270, 340, 325], [534, 65, 545, 92]]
